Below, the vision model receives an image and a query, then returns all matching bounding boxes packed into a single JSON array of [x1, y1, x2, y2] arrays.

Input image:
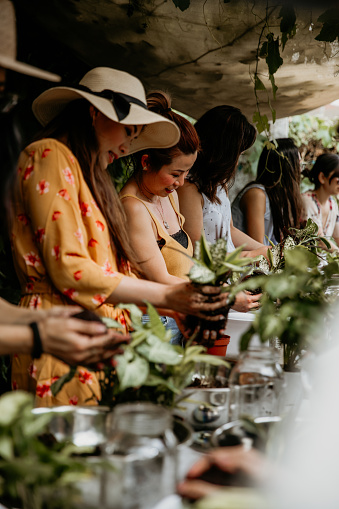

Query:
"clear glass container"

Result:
[[228, 346, 284, 420], [101, 402, 178, 509]]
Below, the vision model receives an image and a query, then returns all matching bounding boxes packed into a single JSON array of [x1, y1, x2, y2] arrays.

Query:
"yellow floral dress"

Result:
[[11, 138, 129, 407]]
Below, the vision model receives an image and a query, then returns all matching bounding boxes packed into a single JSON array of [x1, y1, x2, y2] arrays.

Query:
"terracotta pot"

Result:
[[207, 335, 230, 356]]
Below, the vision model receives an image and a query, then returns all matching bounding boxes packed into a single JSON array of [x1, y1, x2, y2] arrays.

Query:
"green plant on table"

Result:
[[52, 302, 228, 408], [238, 246, 339, 372], [185, 232, 256, 343], [0, 391, 93, 509]]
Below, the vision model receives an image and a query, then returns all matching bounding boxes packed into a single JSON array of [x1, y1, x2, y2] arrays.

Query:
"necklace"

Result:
[[138, 186, 170, 229]]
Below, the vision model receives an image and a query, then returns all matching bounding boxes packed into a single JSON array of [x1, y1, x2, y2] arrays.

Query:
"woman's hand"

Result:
[[166, 283, 229, 321], [37, 310, 129, 365], [177, 446, 272, 500], [232, 290, 261, 312]]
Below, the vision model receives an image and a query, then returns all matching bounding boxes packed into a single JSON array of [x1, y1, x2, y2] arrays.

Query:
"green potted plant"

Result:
[[52, 302, 228, 408], [185, 233, 256, 346]]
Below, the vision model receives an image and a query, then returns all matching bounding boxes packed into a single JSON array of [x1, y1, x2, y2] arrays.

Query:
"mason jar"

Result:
[[228, 346, 284, 420], [101, 402, 178, 509]]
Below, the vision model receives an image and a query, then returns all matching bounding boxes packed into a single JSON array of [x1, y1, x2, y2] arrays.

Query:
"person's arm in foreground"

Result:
[[0, 300, 128, 364], [177, 446, 274, 500]]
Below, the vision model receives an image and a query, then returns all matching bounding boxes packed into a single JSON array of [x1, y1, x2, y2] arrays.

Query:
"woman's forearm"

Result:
[[0, 325, 33, 355], [0, 299, 41, 325]]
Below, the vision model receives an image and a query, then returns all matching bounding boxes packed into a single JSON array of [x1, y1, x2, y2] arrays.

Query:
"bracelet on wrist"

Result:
[[29, 322, 43, 359]]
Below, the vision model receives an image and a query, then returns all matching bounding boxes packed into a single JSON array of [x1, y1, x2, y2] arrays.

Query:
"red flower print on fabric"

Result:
[[95, 220, 105, 231], [69, 395, 79, 406], [102, 260, 118, 277], [63, 288, 79, 300], [29, 295, 42, 309], [92, 294, 106, 306], [62, 167, 75, 186], [28, 362, 37, 379], [73, 270, 83, 281], [78, 369, 93, 385], [24, 251, 41, 267], [25, 281, 34, 292], [23, 165, 34, 180], [34, 227, 45, 243], [119, 314, 127, 326], [88, 238, 99, 247], [80, 202, 92, 217], [12, 381, 19, 390], [52, 211, 62, 221], [91, 199, 99, 210], [57, 189, 71, 201], [52, 245, 60, 261], [18, 213, 30, 225], [36, 382, 52, 398], [68, 154, 75, 164], [41, 148, 51, 158], [36, 179, 50, 195], [74, 228, 84, 244]]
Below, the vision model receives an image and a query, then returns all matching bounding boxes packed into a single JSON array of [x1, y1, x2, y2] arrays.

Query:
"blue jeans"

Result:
[[141, 314, 183, 345]]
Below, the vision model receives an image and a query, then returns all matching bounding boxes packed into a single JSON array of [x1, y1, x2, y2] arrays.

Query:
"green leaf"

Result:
[[254, 74, 266, 91], [269, 74, 278, 101], [136, 335, 181, 365], [101, 317, 123, 329], [253, 111, 269, 134], [51, 367, 77, 397], [144, 302, 167, 340], [116, 350, 149, 390], [188, 262, 215, 284], [0, 436, 13, 459], [279, 5, 297, 50], [199, 232, 213, 267], [172, 0, 190, 11], [260, 34, 283, 76], [116, 303, 143, 327], [315, 9, 339, 42], [0, 391, 33, 426]]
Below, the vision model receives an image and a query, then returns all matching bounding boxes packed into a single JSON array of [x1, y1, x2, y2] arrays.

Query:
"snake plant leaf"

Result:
[[199, 232, 213, 267]]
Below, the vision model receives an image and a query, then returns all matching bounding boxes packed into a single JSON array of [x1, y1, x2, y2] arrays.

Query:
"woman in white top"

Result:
[[178, 105, 268, 312], [301, 153, 339, 252], [232, 138, 302, 245]]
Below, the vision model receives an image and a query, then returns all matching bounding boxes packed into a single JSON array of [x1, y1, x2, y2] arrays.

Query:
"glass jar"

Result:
[[228, 346, 284, 420], [101, 402, 178, 509]]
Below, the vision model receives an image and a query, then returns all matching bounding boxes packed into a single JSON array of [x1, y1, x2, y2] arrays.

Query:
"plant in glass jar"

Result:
[[238, 245, 339, 372]]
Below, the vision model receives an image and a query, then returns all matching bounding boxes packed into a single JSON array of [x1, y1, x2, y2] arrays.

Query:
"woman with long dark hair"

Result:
[[301, 152, 339, 252], [232, 138, 302, 245], [9, 68, 230, 405], [178, 105, 267, 312]]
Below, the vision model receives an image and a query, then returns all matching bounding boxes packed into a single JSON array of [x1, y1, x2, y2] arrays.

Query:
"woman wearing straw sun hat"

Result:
[[10, 66, 230, 406]]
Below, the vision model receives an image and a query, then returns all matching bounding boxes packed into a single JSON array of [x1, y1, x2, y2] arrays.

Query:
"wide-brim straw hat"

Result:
[[0, 0, 61, 82], [32, 67, 180, 153]]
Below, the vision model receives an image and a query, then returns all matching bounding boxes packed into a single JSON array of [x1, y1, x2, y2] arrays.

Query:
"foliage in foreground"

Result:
[[0, 391, 92, 509]]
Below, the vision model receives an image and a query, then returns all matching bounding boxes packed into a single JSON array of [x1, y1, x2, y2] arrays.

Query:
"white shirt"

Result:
[[202, 186, 235, 251]]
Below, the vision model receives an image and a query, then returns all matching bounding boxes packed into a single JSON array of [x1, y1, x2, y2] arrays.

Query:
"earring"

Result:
[[143, 166, 147, 170]]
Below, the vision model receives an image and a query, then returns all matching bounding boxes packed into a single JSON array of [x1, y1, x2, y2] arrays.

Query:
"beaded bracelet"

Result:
[[29, 322, 43, 359]]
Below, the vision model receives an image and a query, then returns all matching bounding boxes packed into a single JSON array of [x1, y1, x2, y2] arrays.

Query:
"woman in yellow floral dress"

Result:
[[10, 67, 230, 406]]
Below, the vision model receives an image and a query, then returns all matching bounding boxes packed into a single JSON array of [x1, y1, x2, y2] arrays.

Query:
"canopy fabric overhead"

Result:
[[13, 0, 339, 123]]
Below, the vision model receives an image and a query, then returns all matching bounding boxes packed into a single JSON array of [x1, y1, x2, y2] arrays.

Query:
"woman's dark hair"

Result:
[[188, 105, 257, 203], [306, 153, 339, 189], [33, 99, 140, 273], [133, 91, 200, 180], [237, 138, 302, 242]]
